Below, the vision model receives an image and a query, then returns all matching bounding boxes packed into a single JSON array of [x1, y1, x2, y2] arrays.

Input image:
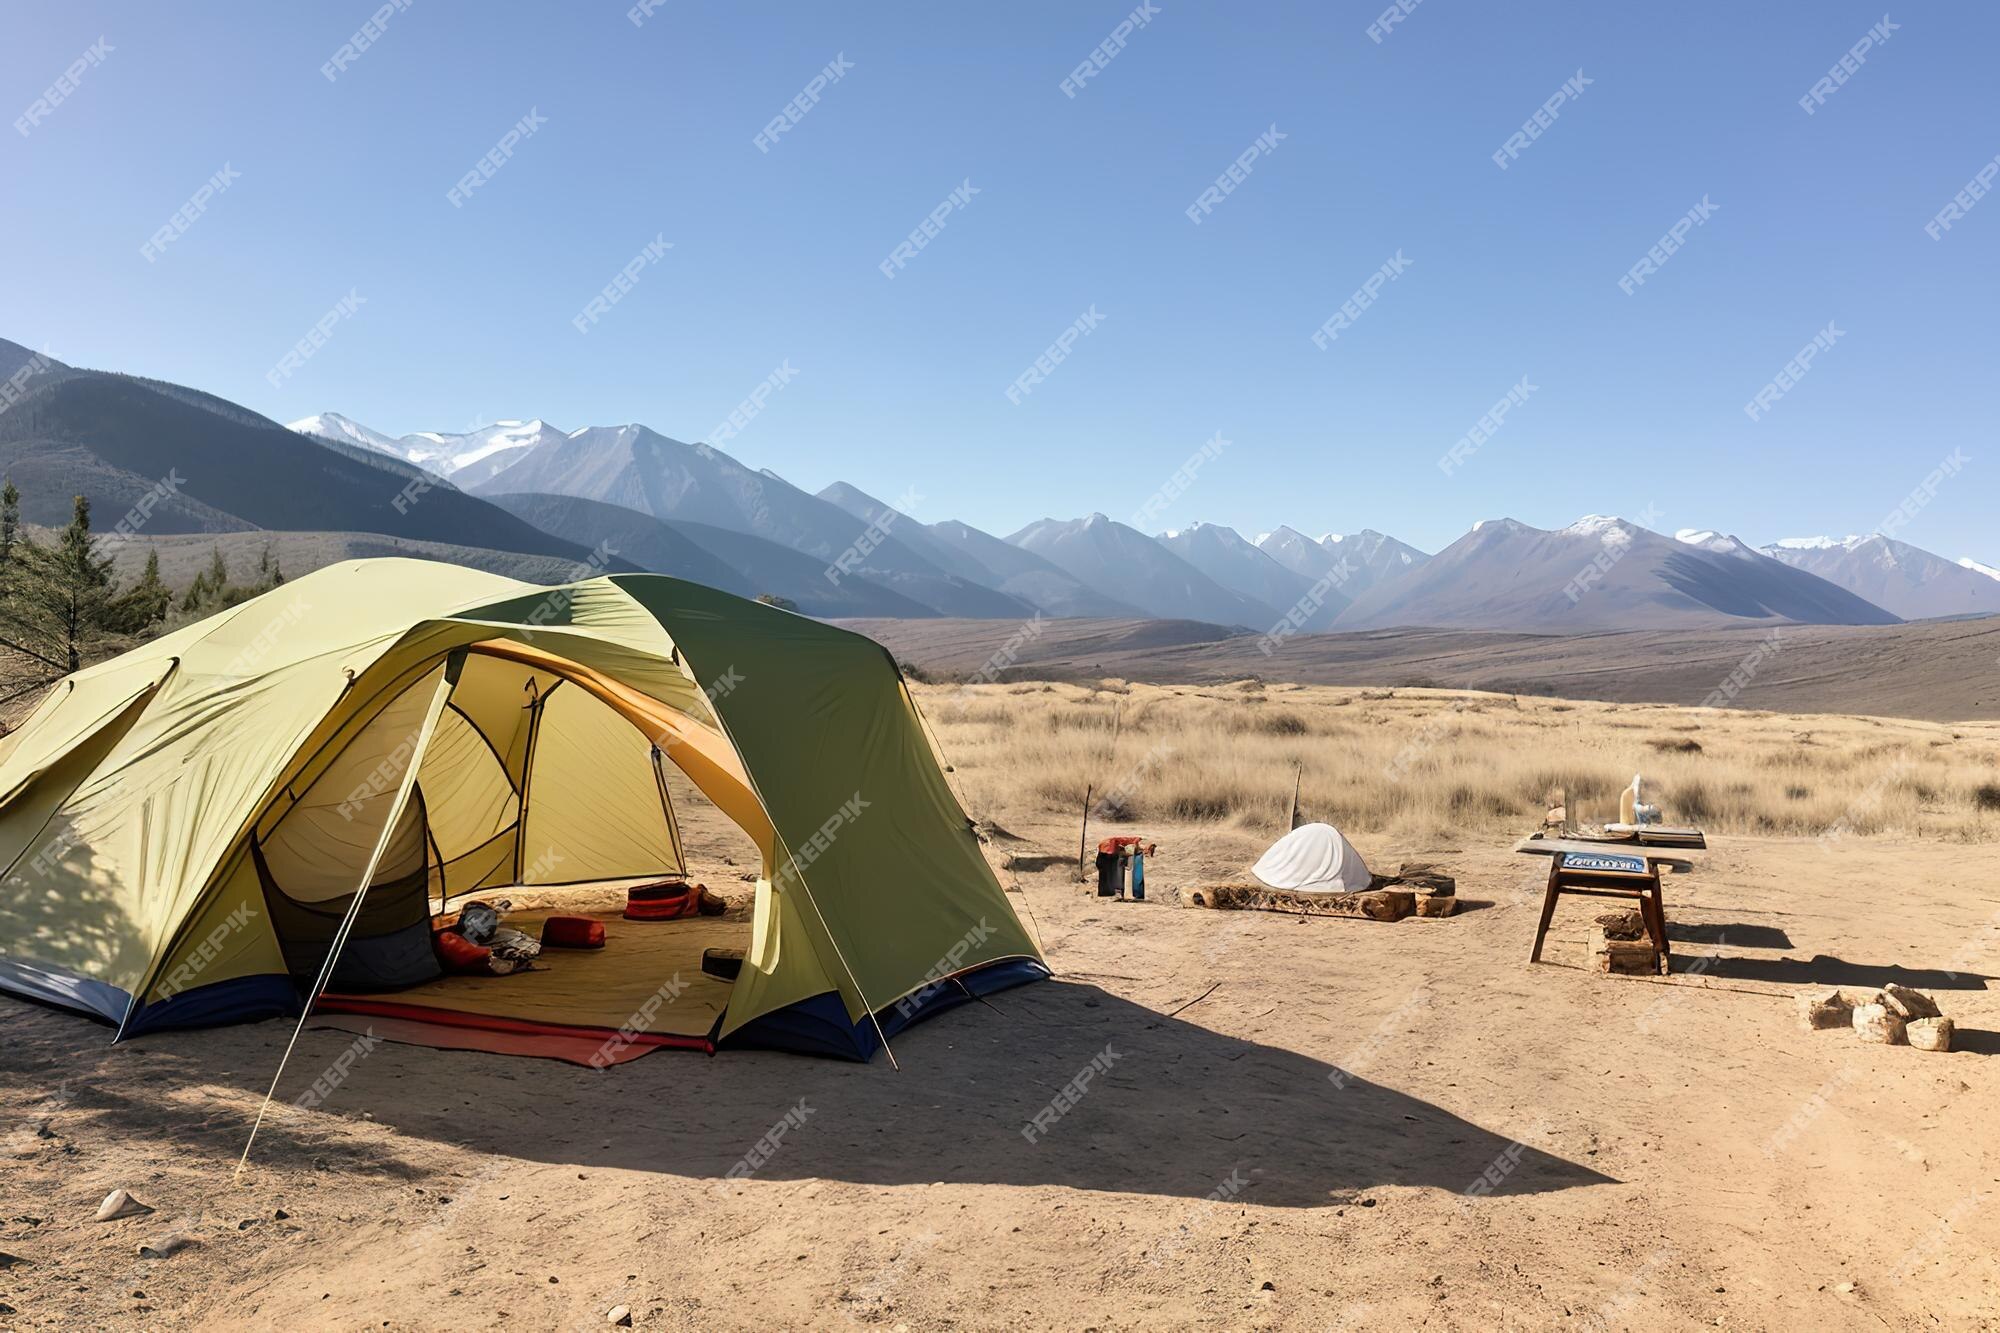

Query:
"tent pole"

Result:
[[650, 744, 686, 874], [234, 653, 463, 1180], [512, 680, 549, 885]]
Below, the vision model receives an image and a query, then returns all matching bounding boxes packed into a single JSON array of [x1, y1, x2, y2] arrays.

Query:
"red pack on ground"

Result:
[[541, 915, 606, 949]]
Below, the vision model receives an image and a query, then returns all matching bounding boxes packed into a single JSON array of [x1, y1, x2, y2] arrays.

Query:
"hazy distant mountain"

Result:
[[816, 481, 999, 585], [1318, 529, 1430, 595], [485, 491, 940, 617], [1256, 525, 1342, 580], [291, 413, 561, 489], [925, 519, 1146, 619], [1157, 522, 1338, 628], [1961, 556, 2000, 583], [1760, 534, 2000, 621], [473, 424, 1030, 618], [1008, 513, 1278, 627], [0, 365, 601, 565], [479, 492, 752, 596], [820, 480, 1152, 619], [1335, 515, 1901, 631]]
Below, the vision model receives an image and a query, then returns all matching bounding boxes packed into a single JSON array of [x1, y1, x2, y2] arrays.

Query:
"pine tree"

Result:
[[113, 549, 172, 630], [0, 480, 18, 564], [181, 545, 230, 614], [0, 494, 119, 680]]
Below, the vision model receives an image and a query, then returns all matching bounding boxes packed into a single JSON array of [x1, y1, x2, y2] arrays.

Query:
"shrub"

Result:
[[1256, 710, 1310, 737]]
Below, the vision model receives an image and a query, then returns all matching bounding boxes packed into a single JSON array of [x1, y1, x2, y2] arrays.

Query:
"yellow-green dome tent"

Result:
[[0, 558, 1044, 1060]]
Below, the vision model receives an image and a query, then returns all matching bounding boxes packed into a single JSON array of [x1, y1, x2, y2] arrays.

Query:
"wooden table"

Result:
[[1514, 833, 1705, 974]]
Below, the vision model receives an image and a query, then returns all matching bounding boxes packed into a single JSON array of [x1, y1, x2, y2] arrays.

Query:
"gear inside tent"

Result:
[[1250, 822, 1371, 894]]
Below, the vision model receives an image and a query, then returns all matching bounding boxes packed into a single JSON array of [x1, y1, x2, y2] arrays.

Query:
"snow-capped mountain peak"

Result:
[[288, 411, 406, 458], [1771, 534, 1865, 552], [1763, 533, 2000, 620], [1959, 556, 2000, 582], [1675, 528, 1760, 559], [290, 412, 565, 488], [1562, 514, 1636, 539]]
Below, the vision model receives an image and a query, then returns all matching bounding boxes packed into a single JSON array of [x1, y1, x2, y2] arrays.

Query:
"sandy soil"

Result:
[[3, 804, 1998, 1329]]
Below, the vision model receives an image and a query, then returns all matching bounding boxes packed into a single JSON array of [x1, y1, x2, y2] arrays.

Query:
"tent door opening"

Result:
[[252, 644, 762, 1042]]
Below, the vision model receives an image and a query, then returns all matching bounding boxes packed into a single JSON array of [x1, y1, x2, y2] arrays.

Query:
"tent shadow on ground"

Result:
[[1695, 954, 1992, 991], [119, 980, 1620, 1209]]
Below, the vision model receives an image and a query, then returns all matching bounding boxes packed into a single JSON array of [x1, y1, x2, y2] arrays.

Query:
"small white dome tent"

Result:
[[1250, 822, 1371, 894]]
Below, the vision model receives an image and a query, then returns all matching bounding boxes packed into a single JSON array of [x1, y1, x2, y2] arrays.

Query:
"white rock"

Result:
[[607, 1307, 633, 1327], [1851, 1003, 1907, 1045], [93, 1189, 153, 1222], [1907, 1017, 1954, 1052]]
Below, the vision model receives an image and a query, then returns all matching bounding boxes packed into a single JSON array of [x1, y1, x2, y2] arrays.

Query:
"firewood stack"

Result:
[[1585, 910, 1658, 975], [1799, 983, 1954, 1052]]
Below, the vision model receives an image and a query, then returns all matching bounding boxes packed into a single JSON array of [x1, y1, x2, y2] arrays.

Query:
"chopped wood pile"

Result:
[[1585, 910, 1659, 975], [1184, 863, 1455, 922], [1799, 982, 1954, 1052]]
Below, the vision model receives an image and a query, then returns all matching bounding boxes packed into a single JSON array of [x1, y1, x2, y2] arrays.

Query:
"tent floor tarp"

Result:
[[311, 1008, 705, 1064], [318, 907, 741, 1039]]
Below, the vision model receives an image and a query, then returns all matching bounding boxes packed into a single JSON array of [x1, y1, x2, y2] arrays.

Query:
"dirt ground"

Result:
[[3, 799, 1998, 1329]]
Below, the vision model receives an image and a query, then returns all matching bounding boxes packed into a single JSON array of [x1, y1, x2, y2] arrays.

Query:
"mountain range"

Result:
[[1, 336, 1993, 637], [1757, 534, 2000, 621], [290, 402, 2000, 632]]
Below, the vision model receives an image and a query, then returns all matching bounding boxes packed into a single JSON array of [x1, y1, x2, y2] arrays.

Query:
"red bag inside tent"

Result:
[[541, 915, 606, 949], [432, 928, 492, 974]]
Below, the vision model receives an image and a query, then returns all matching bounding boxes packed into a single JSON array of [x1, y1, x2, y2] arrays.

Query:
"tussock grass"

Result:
[[916, 680, 2000, 843]]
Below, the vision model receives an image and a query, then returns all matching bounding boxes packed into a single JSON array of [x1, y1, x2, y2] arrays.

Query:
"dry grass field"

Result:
[[914, 679, 2000, 846]]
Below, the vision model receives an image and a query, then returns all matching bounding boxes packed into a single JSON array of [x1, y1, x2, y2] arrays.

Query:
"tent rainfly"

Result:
[[0, 559, 1045, 1060]]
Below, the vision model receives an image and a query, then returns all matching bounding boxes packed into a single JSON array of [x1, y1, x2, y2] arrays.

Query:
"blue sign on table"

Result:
[[1562, 851, 1647, 875]]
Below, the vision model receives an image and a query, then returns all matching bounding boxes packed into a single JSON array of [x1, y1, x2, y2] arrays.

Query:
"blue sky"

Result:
[[5, 1, 1995, 560]]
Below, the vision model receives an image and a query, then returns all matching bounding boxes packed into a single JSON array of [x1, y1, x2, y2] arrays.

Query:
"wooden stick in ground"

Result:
[[1077, 783, 1093, 882], [1289, 763, 1303, 830]]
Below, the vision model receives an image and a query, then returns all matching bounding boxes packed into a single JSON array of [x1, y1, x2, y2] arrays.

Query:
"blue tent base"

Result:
[[722, 957, 1050, 1060], [0, 956, 133, 1026], [122, 974, 301, 1037]]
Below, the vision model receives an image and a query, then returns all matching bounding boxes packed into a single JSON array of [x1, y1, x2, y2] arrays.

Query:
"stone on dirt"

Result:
[[1851, 1003, 1907, 1045], [1797, 988, 1853, 1031], [1907, 1016, 1954, 1052], [93, 1189, 152, 1222]]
